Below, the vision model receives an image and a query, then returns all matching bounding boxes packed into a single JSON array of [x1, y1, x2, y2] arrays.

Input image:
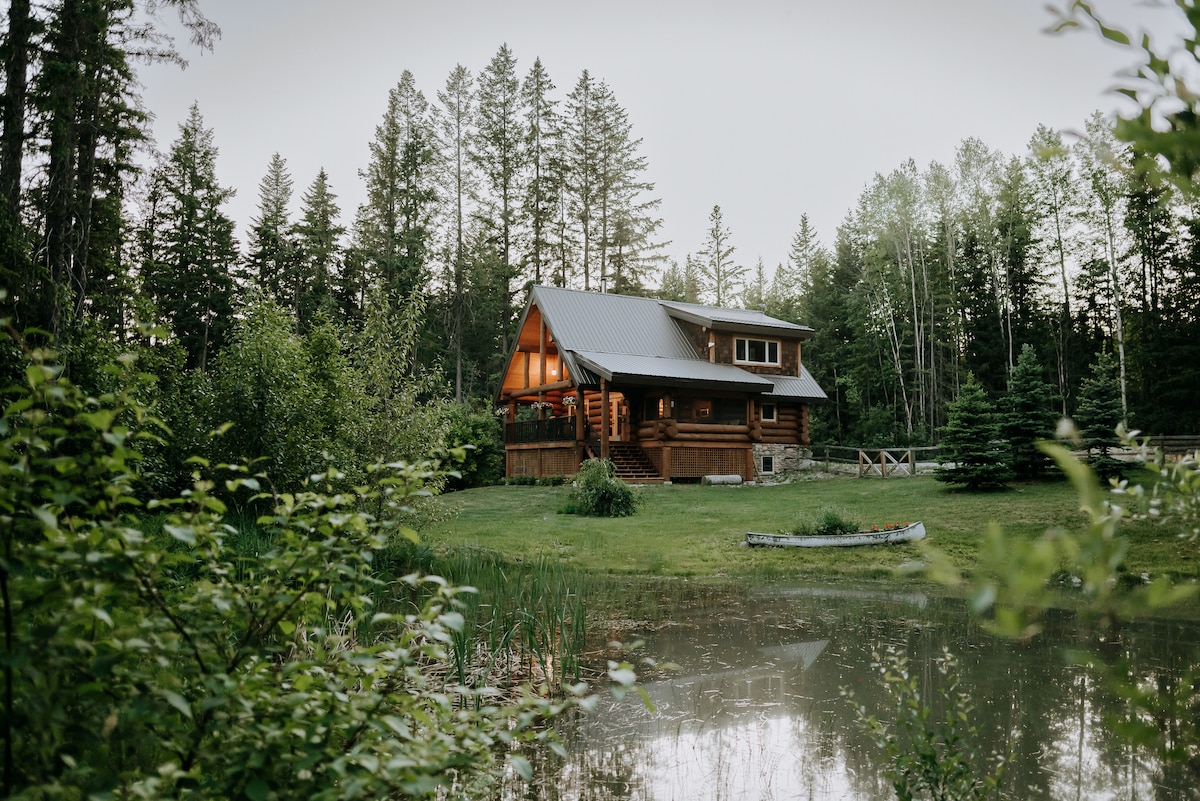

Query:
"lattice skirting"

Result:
[[507, 446, 579, 478], [669, 447, 748, 479], [644, 448, 664, 474]]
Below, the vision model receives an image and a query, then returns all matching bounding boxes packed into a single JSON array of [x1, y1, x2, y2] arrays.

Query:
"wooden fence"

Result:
[[814, 445, 943, 478], [814, 436, 1199, 478]]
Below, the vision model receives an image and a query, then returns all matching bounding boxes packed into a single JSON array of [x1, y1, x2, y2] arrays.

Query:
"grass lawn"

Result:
[[421, 475, 1200, 584]]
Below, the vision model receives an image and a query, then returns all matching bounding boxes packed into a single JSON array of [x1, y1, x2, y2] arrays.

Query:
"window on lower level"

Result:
[[761, 455, 775, 474], [735, 337, 780, 366], [760, 402, 777, 422]]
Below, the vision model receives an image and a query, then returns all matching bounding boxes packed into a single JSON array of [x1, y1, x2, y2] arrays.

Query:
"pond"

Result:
[[509, 581, 1200, 800]]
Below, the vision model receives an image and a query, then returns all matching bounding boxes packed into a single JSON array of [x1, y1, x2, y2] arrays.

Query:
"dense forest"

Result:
[[3, 1, 1198, 497]]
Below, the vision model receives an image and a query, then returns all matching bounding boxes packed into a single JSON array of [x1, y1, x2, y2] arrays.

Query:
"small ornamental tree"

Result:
[[571, 459, 640, 517], [936, 373, 1012, 491], [1001, 344, 1059, 480], [1074, 351, 1126, 479]]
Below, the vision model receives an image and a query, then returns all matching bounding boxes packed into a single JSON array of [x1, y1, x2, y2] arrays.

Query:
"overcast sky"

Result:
[[136, 0, 1180, 285]]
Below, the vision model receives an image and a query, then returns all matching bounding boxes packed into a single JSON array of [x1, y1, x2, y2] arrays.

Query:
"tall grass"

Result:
[[377, 546, 593, 698]]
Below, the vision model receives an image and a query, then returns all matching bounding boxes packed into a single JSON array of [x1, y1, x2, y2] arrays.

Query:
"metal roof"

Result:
[[762, 370, 828, 401], [658, 299, 815, 338], [572, 350, 776, 392], [532, 286, 695, 358], [507, 286, 827, 398]]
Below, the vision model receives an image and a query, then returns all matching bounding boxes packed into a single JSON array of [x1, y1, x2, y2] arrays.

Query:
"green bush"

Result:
[[571, 459, 640, 517], [0, 345, 584, 798], [442, 404, 504, 489], [791, 507, 859, 537]]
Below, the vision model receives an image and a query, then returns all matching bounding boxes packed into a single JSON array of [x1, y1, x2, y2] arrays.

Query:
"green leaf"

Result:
[[509, 755, 533, 781], [278, 620, 296, 636], [245, 778, 270, 801], [164, 524, 196, 545], [1098, 20, 1131, 45], [157, 690, 193, 720], [32, 507, 58, 530]]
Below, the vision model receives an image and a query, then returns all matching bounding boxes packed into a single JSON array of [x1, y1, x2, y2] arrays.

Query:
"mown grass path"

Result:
[[423, 476, 1200, 584]]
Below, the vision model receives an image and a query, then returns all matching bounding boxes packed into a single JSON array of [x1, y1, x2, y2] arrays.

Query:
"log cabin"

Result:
[[497, 285, 827, 483]]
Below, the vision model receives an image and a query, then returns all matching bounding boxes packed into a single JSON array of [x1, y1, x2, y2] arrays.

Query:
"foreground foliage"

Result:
[[0, 348, 590, 798], [847, 648, 1007, 801]]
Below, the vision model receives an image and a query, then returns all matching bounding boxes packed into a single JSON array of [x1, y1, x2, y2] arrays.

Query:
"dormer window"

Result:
[[735, 337, 780, 366]]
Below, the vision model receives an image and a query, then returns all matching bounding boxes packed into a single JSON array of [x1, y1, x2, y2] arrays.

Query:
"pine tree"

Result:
[[682, 253, 703, 303], [742, 258, 767, 310], [1074, 350, 1125, 479], [520, 57, 560, 285], [474, 45, 522, 294], [657, 259, 686, 301], [140, 104, 238, 372], [355, 71, 436, 299], [936, 373, 1012, 491], [1001, 344, 1058, 480], [564, 70, 602, 290], [246, 152, 295, 308], [295, 168, 345, 328], [699, 205, 743, 306], [593, 85, 663, 294], [433, 63, 478, 402], [771, 214, 827, 322]]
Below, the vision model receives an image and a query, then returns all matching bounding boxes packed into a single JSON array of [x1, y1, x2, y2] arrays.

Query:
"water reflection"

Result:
[[514, 582, 1200, 801]]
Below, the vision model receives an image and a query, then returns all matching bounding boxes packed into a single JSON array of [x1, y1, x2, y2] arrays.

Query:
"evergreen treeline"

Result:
[[3, 2, 1197, 488], [2, 5, 669, 491], [764, 121, 1200, 445]]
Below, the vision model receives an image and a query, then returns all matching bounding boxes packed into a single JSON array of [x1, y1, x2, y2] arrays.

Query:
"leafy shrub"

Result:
[[791, 507, 859, 537], [501, 474, 538, 486], [570, 459, 640, 517], [442, 404, 504, 489], [0, 345, 584, 798]]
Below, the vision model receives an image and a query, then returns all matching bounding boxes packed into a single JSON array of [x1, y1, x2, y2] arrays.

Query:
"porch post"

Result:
[[574, 387, 585, 442], [600, 378, 610, 461], [574, 387, 586, 468], [539, 319, 547, 385]]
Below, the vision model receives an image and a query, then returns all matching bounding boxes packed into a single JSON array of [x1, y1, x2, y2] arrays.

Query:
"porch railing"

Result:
[[505, 417, 576, 445]]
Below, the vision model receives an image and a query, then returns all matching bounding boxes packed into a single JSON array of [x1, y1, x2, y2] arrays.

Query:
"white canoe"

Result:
[[745, 521, 926, 548]]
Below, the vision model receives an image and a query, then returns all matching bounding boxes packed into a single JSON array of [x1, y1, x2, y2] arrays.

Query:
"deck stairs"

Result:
[[605, 442, 665, 484]]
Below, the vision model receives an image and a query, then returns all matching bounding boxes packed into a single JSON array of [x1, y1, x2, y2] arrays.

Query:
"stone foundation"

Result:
[[752, 444, 810, 480]]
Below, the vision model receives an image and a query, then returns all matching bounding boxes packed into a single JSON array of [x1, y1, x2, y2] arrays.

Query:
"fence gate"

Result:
[[857, 448, 916, 478]]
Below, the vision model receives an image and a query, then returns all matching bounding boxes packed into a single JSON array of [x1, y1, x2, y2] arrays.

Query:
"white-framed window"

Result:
[[735, 337, 780, 366], [761, 455, 775, 474], [760, 402, 777, 422]]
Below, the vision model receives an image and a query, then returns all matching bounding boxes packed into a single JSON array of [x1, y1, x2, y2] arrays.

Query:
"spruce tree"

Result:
[[246, 152, 295, 309], [936, 373, 1012, 491], [1074, 351, 1126, 479], [699, 205, 743, 306], [295, 168, 345, 328], [657, 260, 686, 301], [355, 71, 436, 299], [564, 70, 602, 289], [140, 104, 238, 372], [1001, 344, 1058, 480], [520, 57, 560, 285]]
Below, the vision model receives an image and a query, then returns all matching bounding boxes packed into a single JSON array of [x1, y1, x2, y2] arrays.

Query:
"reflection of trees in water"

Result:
[[516, 585, 1199, 800]]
